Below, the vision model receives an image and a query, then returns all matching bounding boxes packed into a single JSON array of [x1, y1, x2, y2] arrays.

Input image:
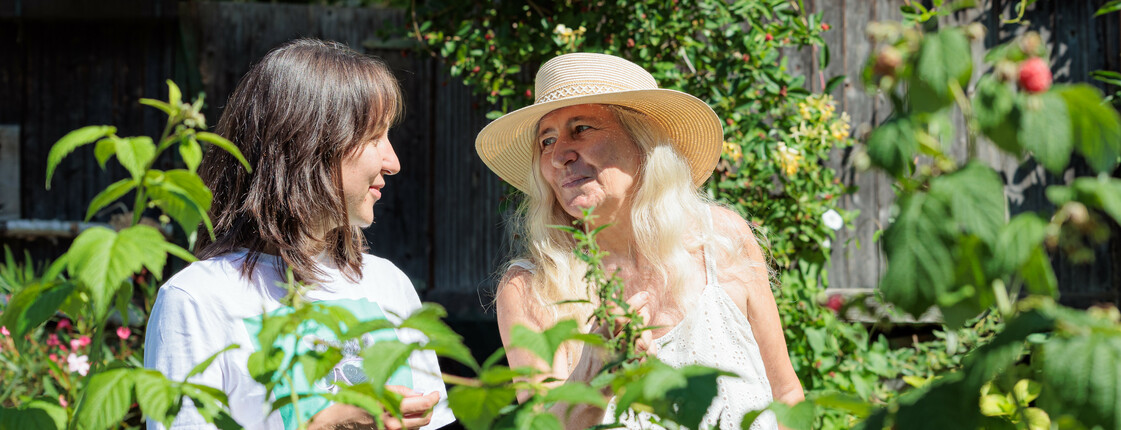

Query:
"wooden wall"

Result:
[[1, 0, 1119, 324]]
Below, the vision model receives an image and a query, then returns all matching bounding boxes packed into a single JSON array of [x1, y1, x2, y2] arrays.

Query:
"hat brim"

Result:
[[475, 88, 724, 193]]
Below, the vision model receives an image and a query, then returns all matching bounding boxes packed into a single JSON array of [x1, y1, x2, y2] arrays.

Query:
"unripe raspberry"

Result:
[[1019, 32, 1042, 56], [873, 46, 902, 77], [1018, 57, 1052, 93]]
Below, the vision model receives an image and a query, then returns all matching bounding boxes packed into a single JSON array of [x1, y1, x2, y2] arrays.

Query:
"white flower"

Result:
[[822, 239, 832, 249], [67, 353, 90, 376], [822, 209, 843, 231]]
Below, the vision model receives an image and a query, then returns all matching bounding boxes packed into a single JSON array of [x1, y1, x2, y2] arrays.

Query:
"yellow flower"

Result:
[[830, 112, 852, 141], [722, 141, 743, 162], [776, 142, 803, 176], [798, 103, 813, 120]]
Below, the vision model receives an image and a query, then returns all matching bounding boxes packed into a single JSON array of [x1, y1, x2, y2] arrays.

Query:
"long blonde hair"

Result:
[[506, 104, 728, 325]]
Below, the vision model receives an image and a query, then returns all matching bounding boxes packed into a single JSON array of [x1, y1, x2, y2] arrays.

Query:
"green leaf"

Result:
[[1056, 84, 1121, 174], [399, 304, 479, 371], [540, 382, 607, 409], [67, 225, 188, 321], [300, 349, 343, 387], [1050, 177, 1121, 226], [361, 340, 417, 388], [509, 319, 588, 367], [866, 117, 918, 178], [166, 79, 182, 107], [180, 136, 203, 174], [323, 384, 386, 418], [139, 98, 175, 116], [196, 132, 252, 173], [1095, 0, 1121, 16], [991, 213, 1048, 275], [771, 400, 817, 430], [94, 137, 117, 169], [85, 179, 136, 222], [133, 369, 182, 428], [1039, 330, 1121, 429], [186, 344, 241, 381], [146, 169, 214, 238], [74, 369, 135, 430], [0, 281, 75, 347], [810, 391, 873, 418], [929, 162, 1006, 245], [447, 385, 517, 430], [0, 399, 68, 430], [909, 28, 972, 113], [1019, 92, 1072, 175], [980, 393, 1013, 416], [113, 136, 157, 181], [1013, 379, 1041, 406], [1020, 247, 1057, 298], [974, 76, 1021, 155], [45, 125, 116, 188], [880, 192, 955, 317]]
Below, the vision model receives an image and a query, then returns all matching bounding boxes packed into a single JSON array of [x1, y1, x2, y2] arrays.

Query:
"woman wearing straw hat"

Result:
[[477, 53, 803, 429]]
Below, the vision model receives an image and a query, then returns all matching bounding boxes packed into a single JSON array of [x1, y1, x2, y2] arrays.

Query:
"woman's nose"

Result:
[[549, 138, 578, 168], [382, 138, 401, 175]]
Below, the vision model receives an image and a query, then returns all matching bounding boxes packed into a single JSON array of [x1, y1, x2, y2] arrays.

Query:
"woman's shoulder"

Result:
[[707, 205, 756, 240], [494, 261, 547, 328]]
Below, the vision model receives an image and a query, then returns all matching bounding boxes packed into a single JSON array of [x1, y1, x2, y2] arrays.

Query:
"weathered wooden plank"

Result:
[[0, 125, 18, 220]]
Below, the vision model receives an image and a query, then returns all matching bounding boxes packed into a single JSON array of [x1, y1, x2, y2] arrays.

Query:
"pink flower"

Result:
[[67, 353, 90, 376], [116, 326, 131, 340], [78, 336, 91, 347], [56, 319, 71, 331], [69, 339, 82, 351], [58, 395, 68, 408], [49, 353, 58, 362], [47, 334, 60, 347], [1, 326, 8, 336]]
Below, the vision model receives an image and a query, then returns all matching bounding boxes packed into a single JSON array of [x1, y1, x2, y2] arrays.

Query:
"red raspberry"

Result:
[[484, 33, 493, 40], [765, 33, 773, 41], [780, 86, 787, 97], [821, 23, 830, 31], [626, 38, 635, 48], [525, 89, 532, 98], [742, 54, 750, 62], [826, 294, 843, 313], [1018, 57, 1052, 93], [726, 118, 734, 126], [471, 66, 480, 73]]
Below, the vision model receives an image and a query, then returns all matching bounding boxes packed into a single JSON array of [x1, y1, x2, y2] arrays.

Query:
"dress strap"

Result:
[[702, 207, 718, 286]]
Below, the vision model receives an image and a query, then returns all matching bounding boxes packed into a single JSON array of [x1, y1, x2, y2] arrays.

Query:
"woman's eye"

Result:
[[541, 136, 557, 148]]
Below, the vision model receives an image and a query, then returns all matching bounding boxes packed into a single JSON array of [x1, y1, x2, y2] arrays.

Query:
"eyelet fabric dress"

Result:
[[602, 209, 778, 430]]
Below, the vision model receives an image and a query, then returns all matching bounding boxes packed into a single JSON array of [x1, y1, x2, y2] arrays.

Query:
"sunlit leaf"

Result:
[[74, 369, 135, 430], [974, 76, 1021, 155], [1019, 92, 1072, 175], [85, 178, 136, 222], [929, 162, 1006, 245], [1038, 330, 1121, 429], [540, 382, 607, 409], [1057, 84, 1121, 174], [45, 125, 116, 188], [866, 117, 918, 178], [880, 192, 955, 317], [113, 136, 156, 182], [133, 369, 182, 428], [0, 281, 75, 348], [361, 340, 416, 388], [447, 385, 517, 430], [146, 169, 213, 238], [196, 132, 251, 173], [909, 28, 972, 113]]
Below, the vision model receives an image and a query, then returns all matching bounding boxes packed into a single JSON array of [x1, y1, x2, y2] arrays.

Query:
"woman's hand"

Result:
[[307, 385, 440, 430], [592, 291, 658, 358]]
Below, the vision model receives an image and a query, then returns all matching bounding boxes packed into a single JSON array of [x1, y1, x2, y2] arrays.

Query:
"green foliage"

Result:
[[0, 80, 250, 428], [407, 0, 851, 270], [855, 13, 1121, 430]]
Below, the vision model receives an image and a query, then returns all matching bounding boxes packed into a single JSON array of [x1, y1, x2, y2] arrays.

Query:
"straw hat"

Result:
[[475, 52, 724, 193]]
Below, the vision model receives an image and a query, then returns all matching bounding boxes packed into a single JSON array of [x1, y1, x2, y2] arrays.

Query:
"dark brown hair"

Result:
[[196, 38, 403, 283]]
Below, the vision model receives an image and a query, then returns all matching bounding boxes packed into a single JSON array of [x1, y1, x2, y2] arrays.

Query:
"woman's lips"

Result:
[[369, 185, 383, 199], [562, 176, 591, 188]]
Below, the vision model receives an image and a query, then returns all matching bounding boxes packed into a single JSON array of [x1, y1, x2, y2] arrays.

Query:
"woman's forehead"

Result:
[[537, 104, 613, 132]]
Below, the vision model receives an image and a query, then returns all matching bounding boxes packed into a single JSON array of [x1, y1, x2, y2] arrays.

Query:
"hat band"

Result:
[[535, 83, 632, 104]]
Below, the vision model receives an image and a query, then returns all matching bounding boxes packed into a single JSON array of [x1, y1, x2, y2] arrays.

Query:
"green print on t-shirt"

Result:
[[242, 298, 414, 429]]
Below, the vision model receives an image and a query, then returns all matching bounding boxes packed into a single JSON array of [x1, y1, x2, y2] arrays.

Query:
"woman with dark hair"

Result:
[[144, 39, 452, 430]]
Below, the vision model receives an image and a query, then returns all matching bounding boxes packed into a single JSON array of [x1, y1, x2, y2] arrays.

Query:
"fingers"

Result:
[[383, 391, 439, 430], [399, 391, 440, 415], [386, 385, 421, 397]]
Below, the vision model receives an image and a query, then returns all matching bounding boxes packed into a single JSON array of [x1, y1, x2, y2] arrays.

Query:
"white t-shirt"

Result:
[[144, 250, 454, 430]]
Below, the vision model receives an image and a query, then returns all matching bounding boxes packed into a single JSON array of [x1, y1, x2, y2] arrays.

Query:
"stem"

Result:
[[283, 373, 307, 430], [441, 373, 483, 387], [992, 279, 1013, 318]]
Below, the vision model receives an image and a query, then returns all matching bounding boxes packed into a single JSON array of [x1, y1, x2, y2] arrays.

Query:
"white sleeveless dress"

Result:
[[511, 209, 778, 429], [601, 214, 778, 429]]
